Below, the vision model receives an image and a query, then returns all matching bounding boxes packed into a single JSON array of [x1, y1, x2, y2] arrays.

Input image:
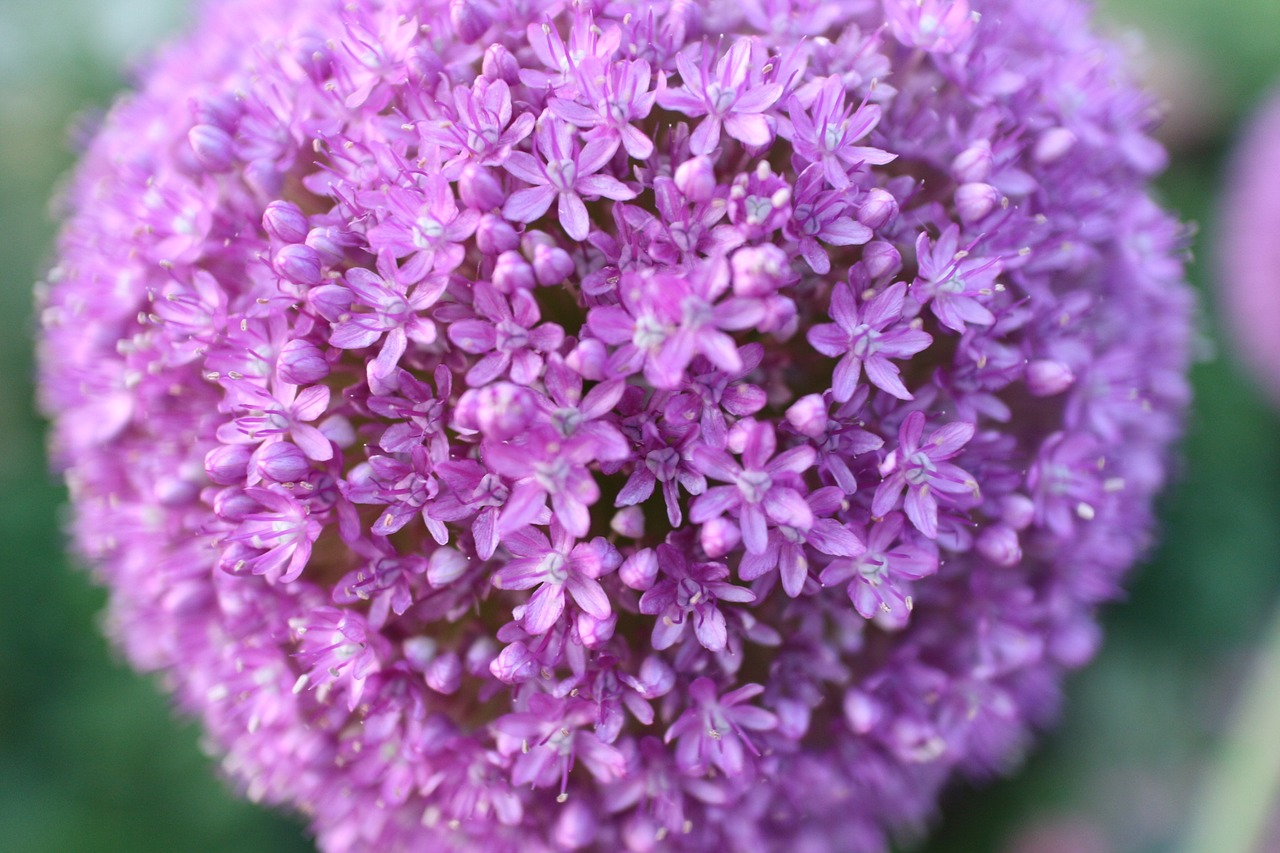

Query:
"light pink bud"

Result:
[[273, 243, 323, 285], [204, 444, 252, 486], [448, 0, 491, 44], [262, 200, 309, 244], [253, 441, 310, 482], [955, 182, 1000, 223], [402, 636, 437, 669], [458, 163, 505, 211], [492, 250, 535, 292], [1034, 127, 1076, 164], [843, 689, 882, 734], [976, 523, 1022, 566], [577, 611, 616, 648], [856, 187, 899, 229], [862, 241, 902, 279], [489, 641, 537, 683], [566, 338, 608, 381], [700, 517, 741, 558], [674, 155, 717, 202], [188, 124, 235, 172], [1026, 359, 1075, 396], [533, 244, 574, 286], [731, 244, 789, 297], [951, 141, 993, 183], [425, 651, 462, 694], [619, 549, 658, 591], [476, 213, 519, 255], [472, 383, 538, 439], [305, 225, 355, 263], [481, 44, 520, 84], [786, 393, 829, 438], [277, 338, 329, 384], [427, 546, 469, 586], [610, 506, 645, 539], [552, 799, 599, 850], [1000, 493, 1036, 530]]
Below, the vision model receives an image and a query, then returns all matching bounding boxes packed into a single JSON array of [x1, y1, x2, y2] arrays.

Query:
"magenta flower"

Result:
[[502, 115, 636, 241], [39, 1, 1194, 851], [658, 38, 784, 155], [873, 411, 980, 539], [807, 280, 934, 401]]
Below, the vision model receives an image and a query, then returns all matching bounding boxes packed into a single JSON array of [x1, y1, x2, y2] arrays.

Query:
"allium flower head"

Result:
[[38, 1, 1194, 851]]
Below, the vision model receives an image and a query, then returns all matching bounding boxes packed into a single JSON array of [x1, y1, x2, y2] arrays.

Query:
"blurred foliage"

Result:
[[0, 2, 1277, 852]]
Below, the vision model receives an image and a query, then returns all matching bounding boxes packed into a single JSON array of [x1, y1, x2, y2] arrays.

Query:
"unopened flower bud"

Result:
[[862, 240, 902, 279], [204, 444, 252, 486], [976, 523, 1022, 566], [492, 250, 535, 292], [951, 141, 993, 183], [674, 154, 717, 202], [1000, 493, 1036, 530], [277, 338, 329, 384], [273, 243, 323, 285], [449, 0, 492, 43], [262, 200, 309, 244], [701, 516, 741, 558], [786, 393, 829, 438], [619, 549, 658, 591], [843, 689, 882, 734], [955, 182, 1000, 223], [553, 799, 599, 850], [188, 124, 235, 172], [475, 213, 518, 255], [1034, 127, 1077, 164], [253, 441, 311, 483], [425, 651, 462, 694], [457, 382, 538, 439], [489, 641, 537, 684], [533, 244, 574, 286], [856, 187, 899, 229], [481, 43, 519, 84], [611, 506, 645, 539], [577, 611, 616, 648], [305, 225, 355, 263], [427, 546, 469, 586], [566, 338, 607, 381], [731, 244, 789, 296], [458, 163, 506, 211], [1026, 359, 1075, 396]]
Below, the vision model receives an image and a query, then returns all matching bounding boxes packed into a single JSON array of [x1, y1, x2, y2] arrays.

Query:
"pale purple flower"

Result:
[[807, 280, 934, 401], [503, 115, 636, 241], [637, 543, 755, 652], [445, 281, 565, 386], [872, 411, 979, 539], [786, 75, 895, 189], [820, 513, 939, 623], [689, 420, 817, 555], [490, 523, 613, 634], [664, 677, 779, 777], [659, 39, 784, 155]]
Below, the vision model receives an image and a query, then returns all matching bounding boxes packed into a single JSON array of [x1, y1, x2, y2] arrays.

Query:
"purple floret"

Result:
[[37, 1, 1195, 851]]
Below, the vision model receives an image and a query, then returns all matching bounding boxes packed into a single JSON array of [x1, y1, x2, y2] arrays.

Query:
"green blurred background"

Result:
[[0, 2, 1276, 851]]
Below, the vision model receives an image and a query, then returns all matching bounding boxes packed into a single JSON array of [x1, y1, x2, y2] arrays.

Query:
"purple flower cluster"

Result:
[[38, 1, 1194, 851]]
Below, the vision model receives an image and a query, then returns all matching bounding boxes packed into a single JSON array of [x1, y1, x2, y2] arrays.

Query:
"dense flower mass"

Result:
[[38, 0, 1194, 851], [1219, 85, 1280, 409]]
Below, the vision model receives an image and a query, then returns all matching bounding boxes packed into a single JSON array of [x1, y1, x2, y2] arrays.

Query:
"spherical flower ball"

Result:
[[1219, 85, 1280, 409], [37, 1, 1194, 851]]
